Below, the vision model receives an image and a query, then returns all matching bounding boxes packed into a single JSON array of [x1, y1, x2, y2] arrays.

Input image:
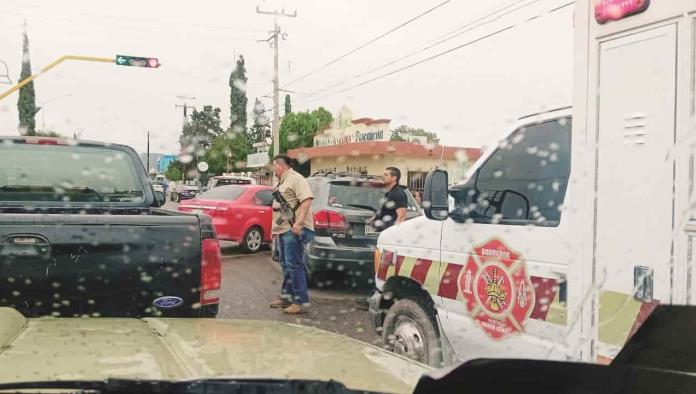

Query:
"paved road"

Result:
[[217, 251, 380, 346], [163, 199, 381, 346]]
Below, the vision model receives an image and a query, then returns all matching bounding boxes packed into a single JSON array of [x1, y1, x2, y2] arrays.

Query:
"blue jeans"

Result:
[[278, 228, 313, 305]]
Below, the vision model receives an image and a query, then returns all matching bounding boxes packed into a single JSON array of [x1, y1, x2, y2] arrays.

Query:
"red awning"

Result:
[[287, 141, 481, 162]]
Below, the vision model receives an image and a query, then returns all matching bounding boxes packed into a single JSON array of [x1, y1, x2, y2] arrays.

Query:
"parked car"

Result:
[[305, 173, 421, 286], [170, 183, 200, 202], [0, 136, 221, 318], [178, 185, 273, 253], [206, 175, 257, 191]]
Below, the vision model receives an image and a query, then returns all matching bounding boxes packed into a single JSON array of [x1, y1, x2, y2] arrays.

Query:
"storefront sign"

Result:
[[314, 122, 391, 147]]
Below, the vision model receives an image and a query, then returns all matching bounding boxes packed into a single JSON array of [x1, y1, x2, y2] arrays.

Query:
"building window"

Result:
[[408, 171, 428, 193]]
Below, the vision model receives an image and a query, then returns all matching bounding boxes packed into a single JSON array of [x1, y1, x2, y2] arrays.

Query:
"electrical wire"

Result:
[[281, 0, 453, 89], [301, 0, 541, 100], [300, 0, 574, 106]]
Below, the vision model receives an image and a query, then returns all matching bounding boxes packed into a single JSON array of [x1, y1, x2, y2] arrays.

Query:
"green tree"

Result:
[[389, 125, 439, 143], [17, 28, 38, 136], [284, 94, 292, 116], [274, 106, 333, 176], [247, 98, 271, 150], [179, 105, 223, 153], [165, 160, 184, 181], [34, 130, 63, 137], [203, 131, 249, 175], [229, 55, 248, 133]]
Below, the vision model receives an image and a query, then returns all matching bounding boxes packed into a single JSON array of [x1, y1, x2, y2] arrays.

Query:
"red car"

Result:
[[178, 185, 274, 253]]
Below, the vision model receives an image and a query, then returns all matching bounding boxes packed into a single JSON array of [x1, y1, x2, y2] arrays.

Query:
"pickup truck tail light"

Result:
[[313, 210, 347, 232], [201, 238, 222, 305]]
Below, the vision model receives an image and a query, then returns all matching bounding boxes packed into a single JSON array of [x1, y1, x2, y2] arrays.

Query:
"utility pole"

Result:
[[256, 6, 296, 158], [175, 95, 196, 124], [146, 131, 150, 173]]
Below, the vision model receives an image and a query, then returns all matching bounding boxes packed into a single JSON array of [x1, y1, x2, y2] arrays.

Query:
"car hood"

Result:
[[0, 308, 429, 393]]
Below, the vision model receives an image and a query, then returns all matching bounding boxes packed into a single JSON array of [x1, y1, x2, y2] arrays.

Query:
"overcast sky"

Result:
[[0, 0, 573, 154]]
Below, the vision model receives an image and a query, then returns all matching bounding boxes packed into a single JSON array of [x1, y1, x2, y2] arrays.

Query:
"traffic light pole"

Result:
[[0, 54, 159, 102], [0, 55, 113, 102]]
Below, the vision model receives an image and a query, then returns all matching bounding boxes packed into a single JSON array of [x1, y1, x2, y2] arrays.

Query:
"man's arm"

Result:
[[395, 207, 407, 223], [292, 177, 315, 235], [294, 198, 313, 230], [395, 189, 409, 224]]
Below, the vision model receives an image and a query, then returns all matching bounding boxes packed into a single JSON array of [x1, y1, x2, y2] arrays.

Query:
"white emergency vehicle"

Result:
[[370, 0, 696, 367]]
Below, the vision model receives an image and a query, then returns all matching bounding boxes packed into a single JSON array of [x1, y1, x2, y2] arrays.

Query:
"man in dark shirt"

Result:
[[373, 167, 408, 231], [358, 167, 409, 311]]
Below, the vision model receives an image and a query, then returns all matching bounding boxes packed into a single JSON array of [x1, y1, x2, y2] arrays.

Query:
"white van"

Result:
[[370, 0, 696, 367]]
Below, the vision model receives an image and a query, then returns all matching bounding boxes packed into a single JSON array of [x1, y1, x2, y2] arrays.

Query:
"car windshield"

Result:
[[1, 1, 694, 392], [198, 185, 245, 201]]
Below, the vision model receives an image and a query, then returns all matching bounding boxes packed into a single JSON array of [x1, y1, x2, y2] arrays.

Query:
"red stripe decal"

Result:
[[529, 276, 560, 321], [377, 251, 393, 281], [394, 255, 405, 276], [410, 259, 432, 285], [626, 300, 660, 342], [438, 263, 463, 300]]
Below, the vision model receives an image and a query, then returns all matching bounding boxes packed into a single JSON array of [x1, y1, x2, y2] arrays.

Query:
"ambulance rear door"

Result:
[[578, 0, 696, 362]]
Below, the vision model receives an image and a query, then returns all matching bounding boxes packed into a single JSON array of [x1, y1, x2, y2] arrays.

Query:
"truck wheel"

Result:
[[382, 298, 443, 367], [241, 226, 263, 253]]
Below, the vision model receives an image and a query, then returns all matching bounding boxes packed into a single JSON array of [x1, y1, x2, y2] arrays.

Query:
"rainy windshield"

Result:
[[0, 142, 144, 202], [1, 0, 694, 392]]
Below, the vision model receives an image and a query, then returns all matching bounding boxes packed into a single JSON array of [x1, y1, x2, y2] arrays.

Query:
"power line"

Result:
[[281, 0, 453, 89], [301, 1, 574, 105], [301, 0, 540, 100]]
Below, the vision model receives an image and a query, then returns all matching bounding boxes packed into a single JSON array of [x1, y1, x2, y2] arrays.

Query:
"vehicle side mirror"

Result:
[[154, 190, 166, 207], [423, 169, 449, 221]]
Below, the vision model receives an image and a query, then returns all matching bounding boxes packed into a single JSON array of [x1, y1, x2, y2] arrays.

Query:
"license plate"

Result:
[[192, 209, 203, 215], [365, 224, 378, 235]]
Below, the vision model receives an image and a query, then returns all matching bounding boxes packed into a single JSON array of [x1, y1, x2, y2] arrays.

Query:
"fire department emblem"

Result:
[[459, 239, 535, 339]]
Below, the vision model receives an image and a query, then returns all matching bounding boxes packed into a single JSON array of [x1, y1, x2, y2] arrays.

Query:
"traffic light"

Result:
[[115, 55, 160, 68]]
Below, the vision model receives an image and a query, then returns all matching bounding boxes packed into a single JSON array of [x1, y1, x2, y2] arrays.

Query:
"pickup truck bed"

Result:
[[0, 209, 218, 318]]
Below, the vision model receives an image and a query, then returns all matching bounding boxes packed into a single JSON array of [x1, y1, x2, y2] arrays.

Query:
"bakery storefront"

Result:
[[287, 118, 482, 192]]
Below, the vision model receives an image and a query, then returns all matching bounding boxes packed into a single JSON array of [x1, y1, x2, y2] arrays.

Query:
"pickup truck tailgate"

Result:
[[0, 213, 205, 318]]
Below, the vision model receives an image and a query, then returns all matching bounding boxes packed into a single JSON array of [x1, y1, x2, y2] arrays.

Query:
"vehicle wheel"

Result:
[[241, 226, 263, 253], [171, 193, 179, 202], [382, 298, 443, 367]]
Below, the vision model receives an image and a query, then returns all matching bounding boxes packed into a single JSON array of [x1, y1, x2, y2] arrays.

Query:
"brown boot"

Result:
[[270, 299, 291, 309], [283, 303, 307, 314]]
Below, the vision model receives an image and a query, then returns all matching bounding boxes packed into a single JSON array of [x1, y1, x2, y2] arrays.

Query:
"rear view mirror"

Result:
[[154, 190, 166, 207], [423, 169, 449, 221]]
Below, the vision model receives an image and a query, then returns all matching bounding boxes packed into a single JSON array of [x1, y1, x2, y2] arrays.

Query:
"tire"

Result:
[[171, 193, 179, 202], [382, 298, 443, 367], [241, 226, 264, 253]]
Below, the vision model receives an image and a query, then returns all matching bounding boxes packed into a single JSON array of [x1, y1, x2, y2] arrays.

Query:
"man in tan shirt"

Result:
[[269, 154, 314, 314]]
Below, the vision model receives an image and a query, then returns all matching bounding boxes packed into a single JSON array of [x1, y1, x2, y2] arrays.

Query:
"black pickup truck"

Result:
[[0, 137, 220, 318]]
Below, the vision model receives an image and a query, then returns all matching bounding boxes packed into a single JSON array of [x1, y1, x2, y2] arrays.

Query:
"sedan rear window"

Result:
[[199, 185, 245, 201], [328, 183, 385, 211], [0, 142, 144, 203]]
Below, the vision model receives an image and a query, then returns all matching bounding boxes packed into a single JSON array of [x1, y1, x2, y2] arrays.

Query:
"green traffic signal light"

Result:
[[115, 55, 160, 68]]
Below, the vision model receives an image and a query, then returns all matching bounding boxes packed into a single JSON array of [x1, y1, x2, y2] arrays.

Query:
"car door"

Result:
[[438, 113, 574, 362], [253, 189, 274, 241]]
